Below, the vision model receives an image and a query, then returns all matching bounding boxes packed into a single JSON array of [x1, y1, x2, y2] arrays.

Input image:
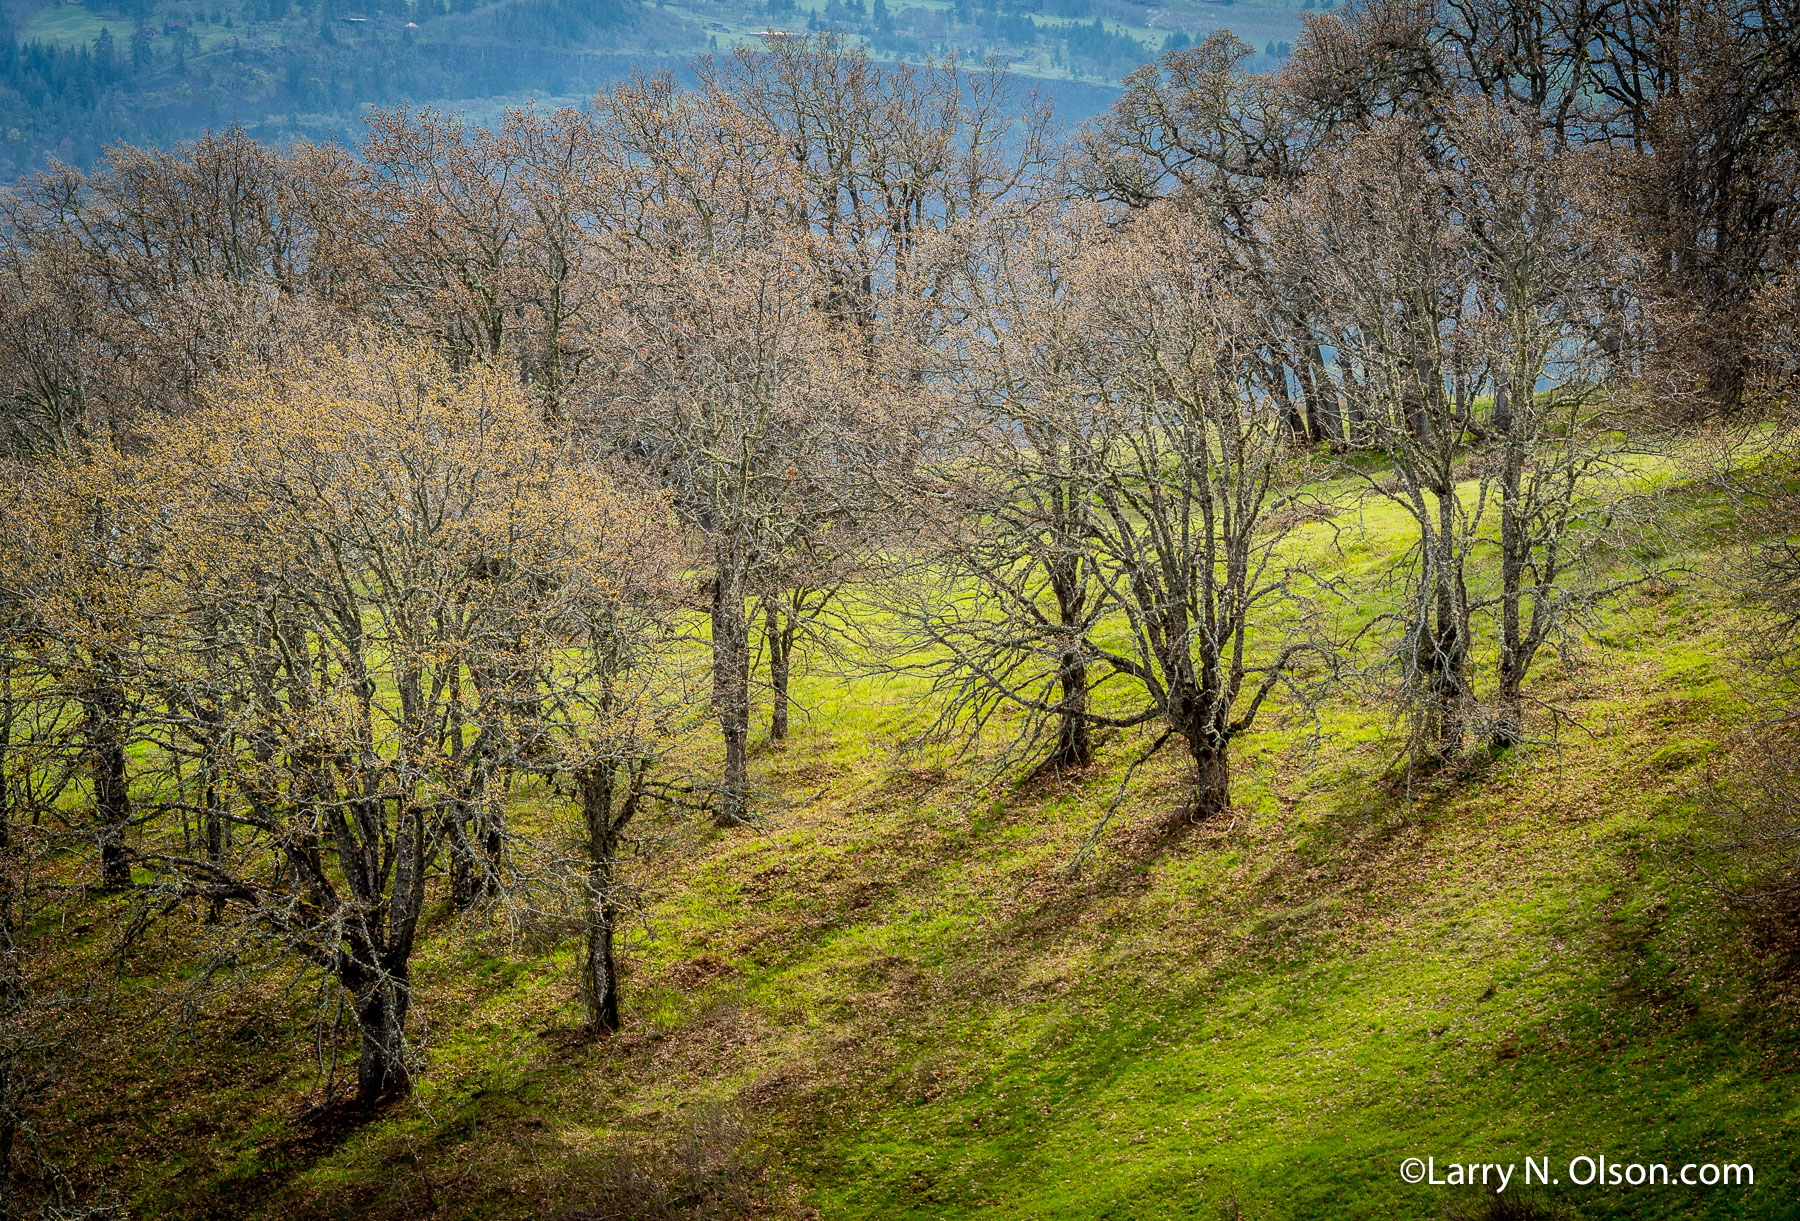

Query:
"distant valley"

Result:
[[0, 0, 1308, 175]]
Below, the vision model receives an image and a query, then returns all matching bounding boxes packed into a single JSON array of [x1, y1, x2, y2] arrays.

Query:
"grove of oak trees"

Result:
[[0, 1, 1795, 1208]]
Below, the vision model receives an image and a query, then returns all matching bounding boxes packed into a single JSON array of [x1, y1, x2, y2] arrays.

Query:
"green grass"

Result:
[[22, 2, 133, 48], [37, 454, 1800, 1219]]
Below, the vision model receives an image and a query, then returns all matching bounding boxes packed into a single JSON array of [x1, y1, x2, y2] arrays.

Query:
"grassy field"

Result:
[[37, 454, 1800, 1219], [20, 1, 133, 48]]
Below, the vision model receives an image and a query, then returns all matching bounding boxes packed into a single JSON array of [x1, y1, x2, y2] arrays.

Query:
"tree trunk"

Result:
[[446, 812, 476, 909], [1046, 651, 1092, 771], [478, 798, 504, 894], [351, 965, 411, 1103], [1300, 345, 1344, 449], [1044, 553, 1092, 772], [445, 705, 477, 909], [1425, 497, 1468, 760], [198, 687, 228, 921], [1492, 675, 1525, 751], [1186, 730, 1231, 821], [89, 683, 131, 889], [0, 1099, 13, 1221], [1341, 363, 1372, 449], [765, 601, 791, 744], [577, 767, 622, 1035], [710, 555, 750, 827], [1270, 360, 1308, 444], [1491, 379, 1527, 751], [1429, 615, 1467, 758], [583, 899, 621, 1035], [719, 719, 748, 826], [204, 772, 224, 923], [0, 726, 19, 1221]]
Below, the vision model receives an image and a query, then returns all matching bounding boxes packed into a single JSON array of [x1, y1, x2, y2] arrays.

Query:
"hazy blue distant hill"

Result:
[[0, 0, 1307, 177]]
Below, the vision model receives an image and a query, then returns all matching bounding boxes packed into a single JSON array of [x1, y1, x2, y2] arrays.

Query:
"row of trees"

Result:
[[0, 4, 1794, 1197]]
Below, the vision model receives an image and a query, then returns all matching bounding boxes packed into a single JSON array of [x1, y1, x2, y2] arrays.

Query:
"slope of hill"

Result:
[[36, 455, 1800, 1220]]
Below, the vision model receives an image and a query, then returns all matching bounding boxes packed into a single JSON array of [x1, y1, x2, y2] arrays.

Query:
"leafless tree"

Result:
[[903, 201, 1332, 815], [116, 340, 668, 1100], [701, 36, 1058, 731], [1277, 100, 1651, 758], [1280, 0, 1800, 414], [574, 75, 908, 822], [886, 206, 1115, 778], [1062, 204, 1332, 817]]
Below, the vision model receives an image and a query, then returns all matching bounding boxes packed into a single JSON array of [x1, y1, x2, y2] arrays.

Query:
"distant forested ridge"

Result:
[[0, 0, 1300, 177], [0, 0, 679, 177]]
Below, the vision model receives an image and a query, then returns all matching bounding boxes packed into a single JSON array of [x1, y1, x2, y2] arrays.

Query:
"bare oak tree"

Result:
[[127, 340, 663, 1099]]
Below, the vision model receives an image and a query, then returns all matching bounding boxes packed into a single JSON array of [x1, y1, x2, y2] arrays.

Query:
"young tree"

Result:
[[548, 617, 696, 1037]]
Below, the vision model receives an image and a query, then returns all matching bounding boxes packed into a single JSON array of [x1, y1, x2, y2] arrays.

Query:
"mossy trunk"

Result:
[[1047, 652, 1092, 772], [711, 554, 750, 827], [1489, 378, 1527, 752], [583, 895, 621, 1036], [766, 601, 791, 744], [1424, 490, 1469, 760], [1045, 552, 1092, 772], [579, 767, 623, 1036], [351, 966, 410, 1104], [1186, 730, 1231, 821], [89, 683, 131, 889]]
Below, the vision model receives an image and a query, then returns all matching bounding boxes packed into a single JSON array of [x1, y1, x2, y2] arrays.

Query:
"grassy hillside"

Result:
[[38, 455, 1800, 1220]]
